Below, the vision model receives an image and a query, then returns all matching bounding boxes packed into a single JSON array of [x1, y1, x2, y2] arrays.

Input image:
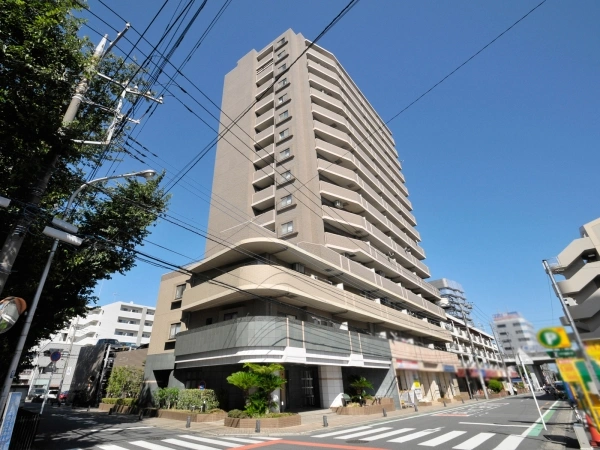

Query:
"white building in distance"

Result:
[[492, 312, 537, 356]]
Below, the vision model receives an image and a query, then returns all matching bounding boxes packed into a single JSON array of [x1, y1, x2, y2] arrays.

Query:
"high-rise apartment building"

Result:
[[492, 312, 537, 356], [549, 217, 600, 341], [146, 30, 460, 410]]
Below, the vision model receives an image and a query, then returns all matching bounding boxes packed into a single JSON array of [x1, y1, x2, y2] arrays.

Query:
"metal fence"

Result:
[[8, 408, 40, 450]]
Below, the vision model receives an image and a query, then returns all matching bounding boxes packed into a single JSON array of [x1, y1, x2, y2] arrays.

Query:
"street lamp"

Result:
[[0, 170, 156, 415]]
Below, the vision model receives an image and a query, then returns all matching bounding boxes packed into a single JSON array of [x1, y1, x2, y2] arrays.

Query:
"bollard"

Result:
[[443, 398, 447, 407], [186, 415, 191, 428], [461, 397, 465, 404], [323, 416, 328, 427], [138, 409, 144, 421], [414, 403, 419, 412], [383, 408, 387, 417], [87, 405, 90, 412], [108, 407, 113, 416], [203, 400, 207, 413], [255, 419, 261, 433]]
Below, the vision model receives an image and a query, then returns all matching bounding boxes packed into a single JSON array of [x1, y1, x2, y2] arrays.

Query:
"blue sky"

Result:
[[82, 1, 599, 334]]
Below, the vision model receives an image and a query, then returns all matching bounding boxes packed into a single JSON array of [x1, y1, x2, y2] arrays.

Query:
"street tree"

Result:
[[0, 0, 170, 378]]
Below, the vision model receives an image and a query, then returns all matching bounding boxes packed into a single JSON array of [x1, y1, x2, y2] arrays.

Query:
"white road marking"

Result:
[[313, 426, 372, 437], [334, 427, 392, 439], [492, 435, 526, 450], [177, 435, 242, 447], [97, 446, 129, 450], [163, 438, 218, 449], [520, 399, 560, 436], [389, 428, 441, 443], [453, 432, 495, 449], [126, 426, 154, 430], [219, 437, 268, 444], [459, 422, 529, 428], [130, 442, 177, 450], [359, 428, 415, 441], [419, 431, 467, 446], [254, 437, 282, 440]]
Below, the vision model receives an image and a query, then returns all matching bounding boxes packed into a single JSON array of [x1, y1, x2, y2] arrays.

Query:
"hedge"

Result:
[[101, 398, 136, 406]]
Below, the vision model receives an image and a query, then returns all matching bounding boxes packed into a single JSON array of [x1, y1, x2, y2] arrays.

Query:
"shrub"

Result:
[[154, 387, 180, 409], [348, 376, 374, 396], [227, 409, 249, 418], [227, 363, 286, 417], [488, 379, 504, 393], [106, 366, 144, 399], [206, 408, 225, 414], [177, 389, 219, 411], [101, 398, 135, 406]]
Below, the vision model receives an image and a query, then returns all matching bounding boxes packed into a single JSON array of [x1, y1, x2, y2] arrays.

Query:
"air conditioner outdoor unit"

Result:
[[427, 343, 435, 350], [334, 200, 343, 208], [310, 274, 318, 280]]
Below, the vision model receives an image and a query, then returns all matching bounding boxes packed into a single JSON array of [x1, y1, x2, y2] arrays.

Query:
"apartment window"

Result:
[[280, 194, 292, 208], [278, 94, 288, 104], [142, 333, 150, 338], [223, 312, 238, 321], [499, 332, 507, 336], [205, 318, 213, 325], [277, 50, 286, 60], [175, 284, 185, 299], [61, 333, 68, 342], [279, 110, 289, 121], [144, 321, 153, 326], [281, 221, 293, 235], [278, 78, 288, 89], [169, 322, 181, 340], [278, 63, 286, 73], [518, 338, 529, 342], [279, 148, 291, 159], [515, 330, 524, 334], [170, 300, 182, 310], [277, 37, 286, 46], [164, 341, 175, 350], [278, 128, 289, 140], [147, 310, 155, 315], [496, 324, 506, 328], [281, 170, 292, 182]]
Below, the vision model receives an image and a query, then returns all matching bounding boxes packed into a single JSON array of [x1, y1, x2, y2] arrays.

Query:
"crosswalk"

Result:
[[312, 425, 527, 449], [87, 435, 281, 450]]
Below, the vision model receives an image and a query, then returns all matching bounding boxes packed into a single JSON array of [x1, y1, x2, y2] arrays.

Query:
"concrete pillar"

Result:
[[318, 365, 344, 408]]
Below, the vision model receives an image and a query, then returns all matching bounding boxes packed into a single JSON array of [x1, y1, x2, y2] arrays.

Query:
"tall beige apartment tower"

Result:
[[146, 30, 460, 411]]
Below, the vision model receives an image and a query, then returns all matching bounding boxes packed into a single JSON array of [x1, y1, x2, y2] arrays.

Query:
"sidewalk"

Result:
[[135, 397, 485, 436]]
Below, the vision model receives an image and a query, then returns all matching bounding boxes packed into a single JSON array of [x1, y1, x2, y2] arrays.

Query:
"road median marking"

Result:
[[459, 422, 529, 428]]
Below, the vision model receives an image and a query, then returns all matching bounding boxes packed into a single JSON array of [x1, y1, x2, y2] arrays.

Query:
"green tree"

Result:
[[227, 363, 286, 416], [106, 366, 144, 399], [349, 376, 374, 396], [487, 379, 504, 393], [0, 0, 169, 377]]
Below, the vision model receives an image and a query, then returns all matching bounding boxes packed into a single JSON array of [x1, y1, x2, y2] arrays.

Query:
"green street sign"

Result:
[[547, 349, 577, 358]]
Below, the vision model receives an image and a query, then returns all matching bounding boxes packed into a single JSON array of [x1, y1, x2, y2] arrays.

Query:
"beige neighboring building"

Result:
[[146, 30, 460, 410], [550, 217, 600, 341]]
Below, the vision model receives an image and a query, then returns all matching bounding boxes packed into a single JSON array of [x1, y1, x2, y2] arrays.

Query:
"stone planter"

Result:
[[157, 409, 227, 422], [224, 415, 301, 428], [437, 398, 452, 403], [418, 401, 433, 406], [336, 403, 396, 415]]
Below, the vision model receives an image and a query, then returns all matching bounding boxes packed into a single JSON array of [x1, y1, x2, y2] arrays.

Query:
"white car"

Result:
[[47, 389, 60, 405]]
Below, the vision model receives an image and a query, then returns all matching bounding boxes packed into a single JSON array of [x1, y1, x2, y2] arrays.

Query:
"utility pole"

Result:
[[459, 304, 489, 400], [489, 321, 513, 394], [543, 260, 600, 394], [0, 26, 129, 298]]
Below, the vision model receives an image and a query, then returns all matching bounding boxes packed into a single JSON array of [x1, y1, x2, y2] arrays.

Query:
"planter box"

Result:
[[336, 403, 396, 415], [437, 398, 452, 403], [418, 401, 433, 406], [224, 415, 301, 428], [488, 392, 507, 399], [99, 403, 134, 414], [157, 410, 226, 422]]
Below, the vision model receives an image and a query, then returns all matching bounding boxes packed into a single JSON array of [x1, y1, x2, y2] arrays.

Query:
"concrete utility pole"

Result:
[[0, 25, 129, 298], [543, 260, 600, 394], [489, 321, 513, 394], [460, 304, 489, 400]]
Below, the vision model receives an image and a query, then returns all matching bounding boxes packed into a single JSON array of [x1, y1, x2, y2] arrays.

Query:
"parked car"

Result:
[[59, 391, 69, 403], [28, 388, 46, 402], [47, 389, 60, 405]]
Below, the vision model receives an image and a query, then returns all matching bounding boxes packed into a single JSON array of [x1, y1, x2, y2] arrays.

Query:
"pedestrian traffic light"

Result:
[[0, 296, 27, 334]]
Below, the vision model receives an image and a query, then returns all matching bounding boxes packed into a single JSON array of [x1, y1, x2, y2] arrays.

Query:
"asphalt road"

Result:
[[24, 393, 577, 450]]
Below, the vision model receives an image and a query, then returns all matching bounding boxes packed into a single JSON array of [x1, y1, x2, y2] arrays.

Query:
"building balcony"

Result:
[[312, 104, 350, 134], [310, 88, 345, 116], [181, 265, 449, 341], [256, 63, 273, 86], [252, 165, 274, 189], [391, 340, 459, 365], [307, 59, 338, 85], [254, 126, 274, 148], [255, 109, 274, 133], [255, 93, 274, 116], [253, 144, 274, 169], [557, 261, 600, 295], [552, 236, 596, 276], [253, 209, 276, 232], [256, 81, 273, 101], [251, 186, 275, 211]]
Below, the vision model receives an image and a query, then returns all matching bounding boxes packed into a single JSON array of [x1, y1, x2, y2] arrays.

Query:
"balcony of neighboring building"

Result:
[[310, 88, 345, 117], [180, 264, 449, 341], [307, 59, 338, 85], [255, 81, 273, 101], [557, 261, 600, 296], [308, 74, 342, 102], [391, 340, 459, 365], [252, 164, 275, 189], [253, 144, 275, 169], [255, 109, 274, 133], [254, 126, 274, 149], [312, 105, 350, 135], [251, 185, 275, 211]]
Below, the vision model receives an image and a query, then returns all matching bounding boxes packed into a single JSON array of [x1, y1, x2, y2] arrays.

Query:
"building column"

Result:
[[318, 365, 344, 408]]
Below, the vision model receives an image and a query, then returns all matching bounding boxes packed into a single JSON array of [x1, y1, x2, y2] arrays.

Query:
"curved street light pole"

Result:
[[0, 170, 156, 416]]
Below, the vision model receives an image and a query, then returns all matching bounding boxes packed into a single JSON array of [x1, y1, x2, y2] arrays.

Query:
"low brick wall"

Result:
[[418, 401, 433, 406], [157, 410, 226, 422], [336, 403, 396, 415], [224, 415, 301, 428], [437, 398, 452, 403]]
